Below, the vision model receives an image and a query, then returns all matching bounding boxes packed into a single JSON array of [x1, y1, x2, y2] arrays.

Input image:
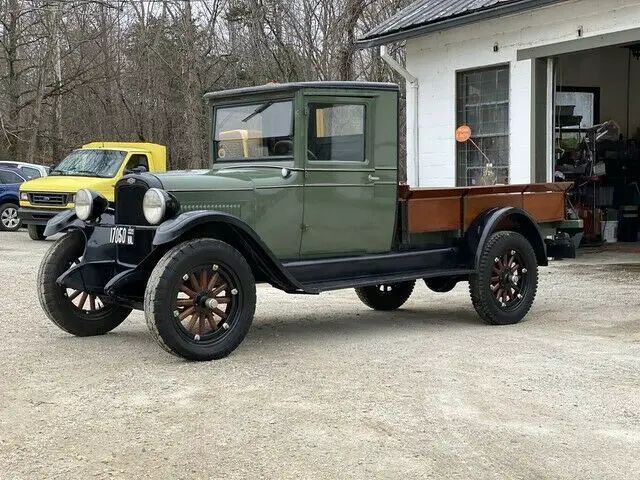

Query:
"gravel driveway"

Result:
[[0, 231, 638, 479]]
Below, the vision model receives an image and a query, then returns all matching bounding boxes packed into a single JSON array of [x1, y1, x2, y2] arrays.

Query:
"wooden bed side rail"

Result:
[[405, 182, 571, 234]]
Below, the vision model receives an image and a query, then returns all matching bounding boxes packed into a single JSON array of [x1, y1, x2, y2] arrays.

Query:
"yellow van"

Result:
[[19, 142, 167, 240]]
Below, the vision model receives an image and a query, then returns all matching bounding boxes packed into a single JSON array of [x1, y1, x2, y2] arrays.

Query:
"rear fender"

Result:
[[153, 211, 306, 293], [466, 207, 548, 269]]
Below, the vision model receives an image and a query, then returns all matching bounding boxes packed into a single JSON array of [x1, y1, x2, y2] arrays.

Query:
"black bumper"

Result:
[[18, 207, 65, 226]]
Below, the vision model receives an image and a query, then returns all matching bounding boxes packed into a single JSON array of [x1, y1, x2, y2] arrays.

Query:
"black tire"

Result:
[[0, 203, 21, 231], [424, 277, 457, 293], [28, 224, 46, 240], [355, 281, 415, 311], [144, 239, 257, 361], [469, 231, 538, 325], [37, 230, 132, 336]]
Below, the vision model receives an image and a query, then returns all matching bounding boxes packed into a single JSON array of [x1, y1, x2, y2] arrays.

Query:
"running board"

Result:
[[282, 247, 473, 294], [300, 268, 473, 293]]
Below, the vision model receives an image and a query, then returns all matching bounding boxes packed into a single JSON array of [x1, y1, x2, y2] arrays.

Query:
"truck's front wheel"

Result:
[[38, 231, 132, 336], [28, 224, 46, 240], [355, 281, 415, 311], [469, 231, 538, 325], [144, 239, 256, 361]]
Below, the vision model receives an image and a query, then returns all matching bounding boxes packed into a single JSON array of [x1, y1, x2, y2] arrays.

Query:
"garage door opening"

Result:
[[551, 43, 640, 244]]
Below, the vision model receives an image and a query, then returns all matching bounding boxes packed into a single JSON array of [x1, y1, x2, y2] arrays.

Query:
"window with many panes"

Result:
[[456, 66, 509, 186]]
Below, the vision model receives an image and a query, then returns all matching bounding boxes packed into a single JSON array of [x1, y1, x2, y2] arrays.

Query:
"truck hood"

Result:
[[19, 175, 116, 197], [156, 169, 255, 192]]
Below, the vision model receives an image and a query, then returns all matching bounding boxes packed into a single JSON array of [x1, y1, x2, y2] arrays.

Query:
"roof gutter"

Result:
[[380, 46, 420, 187], [356, 0, 568, 49]]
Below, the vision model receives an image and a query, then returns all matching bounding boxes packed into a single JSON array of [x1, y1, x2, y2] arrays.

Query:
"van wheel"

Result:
[[28, 224, 46, 240], [38, 231, 132, 336], [355, 281, 415, 311], [0, 203, 21, 231], [469, 231, 538, 325], [144, 239, 256, 361]]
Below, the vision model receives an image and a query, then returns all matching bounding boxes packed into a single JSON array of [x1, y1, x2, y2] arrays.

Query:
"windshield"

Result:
[[213, 100, 293, 161], [50, 150, 127, 178]]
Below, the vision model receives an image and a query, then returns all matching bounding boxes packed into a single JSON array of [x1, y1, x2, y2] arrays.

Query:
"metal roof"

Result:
[[204, 81, 399, 101], [357, 0, 566, 48]]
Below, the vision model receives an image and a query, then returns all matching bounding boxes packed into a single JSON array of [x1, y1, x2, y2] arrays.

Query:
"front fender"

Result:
[[153, 211, 306, 293], [466, 207, 548, 269], [43, 209, 86, 237]]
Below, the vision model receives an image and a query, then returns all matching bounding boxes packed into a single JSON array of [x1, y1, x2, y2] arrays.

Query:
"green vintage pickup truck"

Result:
[[38, 82, 581, 361]]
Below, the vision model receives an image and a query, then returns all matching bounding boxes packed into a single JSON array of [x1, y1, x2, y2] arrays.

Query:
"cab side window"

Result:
[[307, 103, 365, 162], [126, 154, 149, 172]]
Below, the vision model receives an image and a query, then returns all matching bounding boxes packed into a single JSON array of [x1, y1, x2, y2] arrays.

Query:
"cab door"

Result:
[[300, 97, 378, 257]]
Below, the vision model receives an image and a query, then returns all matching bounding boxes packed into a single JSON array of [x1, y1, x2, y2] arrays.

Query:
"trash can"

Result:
[[618, 205, 639, 242]]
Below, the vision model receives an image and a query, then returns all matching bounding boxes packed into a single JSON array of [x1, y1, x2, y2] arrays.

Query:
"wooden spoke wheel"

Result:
[[64, 258, 107, 314], [144, 239, 256, 361], [37, 231, 132, 337], [355, 280, 415, 311], [469, 231, 538, 325], [174, 265, 237, 341], [490, 250, 528, 310]]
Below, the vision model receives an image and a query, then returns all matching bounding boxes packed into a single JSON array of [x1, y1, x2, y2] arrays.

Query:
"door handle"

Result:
[[368, 174, 380, 182]]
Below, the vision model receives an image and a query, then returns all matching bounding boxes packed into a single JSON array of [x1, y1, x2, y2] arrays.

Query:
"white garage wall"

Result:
[[405, 0, 640, 187]]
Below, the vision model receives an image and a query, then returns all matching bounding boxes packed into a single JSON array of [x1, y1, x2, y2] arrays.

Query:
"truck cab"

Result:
[[37, 82, 581, 362], [18, 142, 167, 240]]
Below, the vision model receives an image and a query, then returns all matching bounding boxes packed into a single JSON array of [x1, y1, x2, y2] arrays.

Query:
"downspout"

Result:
[[380, 45, 420, 186]]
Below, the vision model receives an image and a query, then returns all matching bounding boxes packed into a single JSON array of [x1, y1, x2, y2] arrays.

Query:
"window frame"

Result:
[[304, 98, 371, 165], [455, 64, 510, 187], [212, 98, 296, 163]]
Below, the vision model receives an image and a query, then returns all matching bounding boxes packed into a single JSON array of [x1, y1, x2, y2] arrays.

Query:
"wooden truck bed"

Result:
[[399, 182, 572, 234]]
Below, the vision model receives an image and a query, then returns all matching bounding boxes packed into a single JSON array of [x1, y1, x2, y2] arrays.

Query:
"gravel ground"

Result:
[[0, 231, 639, 479]]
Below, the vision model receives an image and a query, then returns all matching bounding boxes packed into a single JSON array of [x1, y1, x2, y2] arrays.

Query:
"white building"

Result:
[[358, 0, 640, 188]]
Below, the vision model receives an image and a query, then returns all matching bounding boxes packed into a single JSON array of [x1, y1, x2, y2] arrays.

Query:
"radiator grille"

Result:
[[115, 182, 150, 226], [29, 192, 69, 206]]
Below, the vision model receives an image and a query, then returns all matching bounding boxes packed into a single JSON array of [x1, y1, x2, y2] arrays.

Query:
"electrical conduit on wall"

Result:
[[380, 46, 420, 187]]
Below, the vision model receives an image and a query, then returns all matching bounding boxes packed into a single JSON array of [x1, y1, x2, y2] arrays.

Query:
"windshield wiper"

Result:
[[242, 101, 273, 123]]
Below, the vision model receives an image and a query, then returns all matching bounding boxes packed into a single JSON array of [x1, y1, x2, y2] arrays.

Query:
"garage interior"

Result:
[[553, 42, 640, 244]]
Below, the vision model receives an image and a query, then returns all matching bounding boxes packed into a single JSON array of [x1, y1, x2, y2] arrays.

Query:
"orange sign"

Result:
[[455, 125, 472, 143]]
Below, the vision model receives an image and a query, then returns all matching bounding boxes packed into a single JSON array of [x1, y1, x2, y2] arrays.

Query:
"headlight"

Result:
[[75, 189, 108, 221], [20, 192, 28, 201], [143, 188, 167, 225]]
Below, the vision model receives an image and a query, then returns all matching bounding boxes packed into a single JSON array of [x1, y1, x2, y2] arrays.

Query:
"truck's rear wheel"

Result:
[[355, 281, 415, 311], [144, 239, 256, 361], [424, 277, 458, 293], [38, 231, 132, 336], [469, 231, 538, 325], [28, 224, 46, 240]]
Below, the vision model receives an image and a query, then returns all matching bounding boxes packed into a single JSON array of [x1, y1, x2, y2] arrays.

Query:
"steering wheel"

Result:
[[272, 139, 318, 161]]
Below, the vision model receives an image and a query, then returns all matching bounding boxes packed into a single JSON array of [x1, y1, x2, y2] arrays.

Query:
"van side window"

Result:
[[22, 166, 41, 178], [126, 154, 149, 172], [307, 104, 365, 162]]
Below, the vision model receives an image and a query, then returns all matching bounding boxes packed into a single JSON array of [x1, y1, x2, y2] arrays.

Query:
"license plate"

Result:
[[109, 226, 135, 245]]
